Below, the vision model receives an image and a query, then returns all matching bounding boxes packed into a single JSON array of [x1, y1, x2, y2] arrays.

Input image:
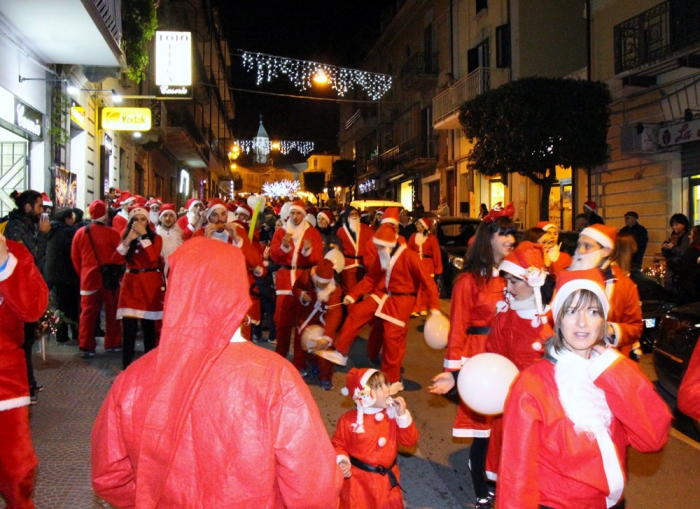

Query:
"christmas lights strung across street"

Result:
[[235, 139, 315, 157], [241, 51, 393, 100], [263, 179, 301, 198]]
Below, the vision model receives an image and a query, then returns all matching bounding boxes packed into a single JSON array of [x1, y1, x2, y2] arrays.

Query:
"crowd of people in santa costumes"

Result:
[[0, 234, 48, 508], [114, 204, 165, 369]]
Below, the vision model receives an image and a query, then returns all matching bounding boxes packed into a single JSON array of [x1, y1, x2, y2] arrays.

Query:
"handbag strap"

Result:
[[85, 224, 104, 268]]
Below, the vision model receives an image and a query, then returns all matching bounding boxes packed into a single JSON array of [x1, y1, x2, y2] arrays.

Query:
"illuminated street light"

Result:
[[313, 69, 328, 85]]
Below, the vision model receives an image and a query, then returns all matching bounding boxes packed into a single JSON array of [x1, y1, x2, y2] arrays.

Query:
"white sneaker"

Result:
[[317, 349, 348, 366]]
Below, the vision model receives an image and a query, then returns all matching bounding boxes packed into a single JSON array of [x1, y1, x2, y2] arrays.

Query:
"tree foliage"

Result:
[[121, 0, 159, 83], [302, 171, 327, 196], [459, 77, 612, 219], [330, 159, 357, 188]]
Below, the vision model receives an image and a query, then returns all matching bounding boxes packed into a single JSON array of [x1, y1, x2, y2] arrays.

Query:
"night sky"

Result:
[[214, 0, 393, 163]]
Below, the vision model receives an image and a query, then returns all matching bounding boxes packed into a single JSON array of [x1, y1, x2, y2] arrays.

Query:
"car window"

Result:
[[438, 222, 477, 247]]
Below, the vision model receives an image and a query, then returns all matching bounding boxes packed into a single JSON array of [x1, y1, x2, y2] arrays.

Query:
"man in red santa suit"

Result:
[[292, 259, 342, 390], [408, 216, 443, 316], [176, 197, 205, 240], [270, 200, 324, 375], [536, 221, 572, 276], [569, 223, 643, 359], [194, 199, 264, 340], [0, 233, 48, 508], [91, 237, 343, 508], [147, 197, 162, 227], [111, 190, 135, 235], [71, 200, 122, 356], [155, 204, 183, 276], [336, 206, 373, 293], [318, 224, 442, 387]]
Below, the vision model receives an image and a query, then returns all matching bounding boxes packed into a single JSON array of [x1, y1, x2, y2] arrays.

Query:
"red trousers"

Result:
[[274, 294, 306, 370], [0, 406, 36, 509], [413, 274, 437, 313], [340, 267, 364, 294], [334, 296, 414, 383], [79, 289, 121, 352]]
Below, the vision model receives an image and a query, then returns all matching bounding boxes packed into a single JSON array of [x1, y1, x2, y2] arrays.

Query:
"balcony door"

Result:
[[468, 38, 490, 74]]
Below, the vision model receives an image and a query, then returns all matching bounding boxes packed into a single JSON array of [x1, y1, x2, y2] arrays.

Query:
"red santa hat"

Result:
[[186, 198, 204, 212], [88, 200, 107, 222], [159, 203, 177, 220], [118, 190, 135, 207], [128, 204, 149, 221], [483, 202, 515, 223], [147, 197, 163, 209], [135, 195, 147, 207], [580, 224, 617, 250], [317, 209, 334, 226], [375, 207, 385, 217], [373, 224, 398, 248], [360, 209, 370, 219], [498, 241, 548, 327], [380, 207, 400, 225], [340, 367, 379, 434], [536, 221, 557, 232], [41, 192, 53, 207], [234, 201, 253, 218], [551, 268, 610, 320], [206, 198, 227, 220], [583, 200, 597, 212], [313, 259, 335, 284], [418, 217, 433, 230], [289, 199, 307, 215]]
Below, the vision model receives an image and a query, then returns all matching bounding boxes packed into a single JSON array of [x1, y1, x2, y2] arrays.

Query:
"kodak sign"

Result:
[[101, 107, 152, 131]]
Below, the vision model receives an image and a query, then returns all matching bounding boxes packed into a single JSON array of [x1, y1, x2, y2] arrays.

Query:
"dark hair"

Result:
[[461, 216, 516, 284], [547, 289, 607, 355], [73, 208, 84, 224], [524, 227, 545, 243], [53, 207, 74, 222], [669, 213, 689, 229], [121, 216, 156, 263], [10, 190, 41, 215]]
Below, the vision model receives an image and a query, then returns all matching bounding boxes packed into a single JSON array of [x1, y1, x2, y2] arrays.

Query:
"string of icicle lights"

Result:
[[263, 179, 300, 198], [235, 139, 315, 156], [241, 51, 393, 100]]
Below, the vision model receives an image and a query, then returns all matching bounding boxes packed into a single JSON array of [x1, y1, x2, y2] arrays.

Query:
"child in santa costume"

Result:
[[497, 269, 671, 508], [407, 216, 442, 316], [114, 205, 165, 369], [0, 234, 48, 508], [332, 367, 419, 509], [292, 259, 342, 390], [535, 221, 571, 276], [679, 339, 700, 420], [441, 209, 515, 507]]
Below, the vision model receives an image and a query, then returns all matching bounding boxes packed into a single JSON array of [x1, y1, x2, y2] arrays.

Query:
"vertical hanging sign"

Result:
[[155, 31, 193, 99]]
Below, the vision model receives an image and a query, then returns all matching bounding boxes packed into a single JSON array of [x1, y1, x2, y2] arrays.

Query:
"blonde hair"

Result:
[[365, 370, 388, 390]]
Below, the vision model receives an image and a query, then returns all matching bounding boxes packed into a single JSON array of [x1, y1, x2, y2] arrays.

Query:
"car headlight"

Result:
[[449, 254, 464, 270]]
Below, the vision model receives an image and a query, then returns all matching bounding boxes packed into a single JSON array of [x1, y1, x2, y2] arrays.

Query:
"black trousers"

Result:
[[122, 318, 156, 369], [23, 322, 37, 389]]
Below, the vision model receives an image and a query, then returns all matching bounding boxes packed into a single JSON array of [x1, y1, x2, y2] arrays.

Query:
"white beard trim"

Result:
[[157, 224, 184, 261], [316, 279, 336, 303], [414, 232, 427, 246], [570, 249, 605, 271], [379, 250, 391, 270], [347, 217, 360, 236], [149, 211, 160, 225]]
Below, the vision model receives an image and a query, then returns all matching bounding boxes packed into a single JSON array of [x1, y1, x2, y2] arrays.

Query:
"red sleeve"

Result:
[[396, 416, 419, 448], [322, 287, 344, 339], [410, 251, 439, 310], [270, 228, 292, 265], [0, 241, 49, 323], [292, 276, 306, 303], [349, 258, 381, 301], [430, 235, 443, 275], [239, 233, 263, 271], [331, 412, 353, 460], [141, 236, 162, 265], [445, 275, 474, 371], [678, 339, 700, 419], [609, 271, 643, 348], [299, 228, 324, 265]]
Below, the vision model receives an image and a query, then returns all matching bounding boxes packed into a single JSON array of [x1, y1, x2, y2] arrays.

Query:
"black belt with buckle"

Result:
[[467, 326, 491, 335], [349, 456, 404, 492], [126, 268, 160, 274], [279, 264, 313, 270], [388, 292, 416, 297]]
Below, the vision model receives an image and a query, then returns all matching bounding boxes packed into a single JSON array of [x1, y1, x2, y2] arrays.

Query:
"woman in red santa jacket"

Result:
[[441, 210, 515, 507], [114, 205, 165, 369], [678, 339, 700, 420], [497, 269, 671, 509], [407, 216, 443, 316], [0, 234, 48, 508]]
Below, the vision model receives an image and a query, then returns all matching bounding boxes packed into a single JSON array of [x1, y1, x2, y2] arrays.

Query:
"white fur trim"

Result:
[[373, 237, 397, 248], [498, 259, 527, 278], [117, 308, 164, 320], [313, 273, 332, 284], [396, 409, 413, 428], [587, 347, 621, 381], [128, 207, 148, 221], [580, 226, 613, 250], [452, 428, 491, 438], [159, 210, 177, 219], [301, 244, 312, 257], [0, 253, 18, 282], [444, 359, 462, 370], [116, 243, 129, 256], [360, 368, 378, 387], [139, 238, 152, 248], [206, 204, 227, 220], [344, 295, 356, 304], [0, 396, 31, 411], [608, 322, 622, 347], [230, 328, 246, 343], [280, 242, 292, 253], [552, 279, 610, 318], [290, 204, 306, 215]]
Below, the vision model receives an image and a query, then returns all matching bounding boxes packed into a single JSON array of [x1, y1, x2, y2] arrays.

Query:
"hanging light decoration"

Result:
[[235, 139, 315, 156], [262, 179, 301, 198], [241, 51, 393, 100]]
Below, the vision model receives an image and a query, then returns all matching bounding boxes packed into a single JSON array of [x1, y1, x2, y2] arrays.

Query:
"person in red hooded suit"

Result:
[[0, 233, 48, 509], [407, 216, 442, 316], [176, 198, 205, 240], [91, 238, 343, 508], [270, 200, 323, 374]]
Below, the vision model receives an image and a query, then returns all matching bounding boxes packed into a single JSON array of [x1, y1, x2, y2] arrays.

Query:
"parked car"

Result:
[[652, 302, 700, 431], [434, 217, 482, 298]]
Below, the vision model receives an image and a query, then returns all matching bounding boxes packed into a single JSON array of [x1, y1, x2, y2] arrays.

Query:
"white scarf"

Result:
[[156, 224, 184, 260], [508, 293, 536, 311], [414, 231, 427, 246], [552, 348, 612, 436], [378, 247, 391, 270], [286, 218, 307, 245], [315, 279, 337, 303]]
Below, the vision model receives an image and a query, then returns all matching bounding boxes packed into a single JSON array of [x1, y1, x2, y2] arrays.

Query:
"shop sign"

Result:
[[14, 99, 42, 137], [70, 106, 86, 130], [658, 119, 700, 147], [101, 107, 152, 131], [155, 31, 192, 99]]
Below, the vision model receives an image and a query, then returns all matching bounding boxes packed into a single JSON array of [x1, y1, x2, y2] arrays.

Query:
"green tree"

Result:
[[460, 77, 612, 220], [121, 0, 159, 83], [302, 171, 327, 202], [330, 159, 356, 188]]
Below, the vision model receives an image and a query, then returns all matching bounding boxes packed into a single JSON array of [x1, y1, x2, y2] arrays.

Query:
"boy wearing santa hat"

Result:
[[332, 367, 418, 509]]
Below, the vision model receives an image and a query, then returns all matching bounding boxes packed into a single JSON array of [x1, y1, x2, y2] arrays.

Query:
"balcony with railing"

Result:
[[401, 53, 439, 91], [432, 67, 510, 129], [342, 107, 378, 142], [614, 0, 700, 78]]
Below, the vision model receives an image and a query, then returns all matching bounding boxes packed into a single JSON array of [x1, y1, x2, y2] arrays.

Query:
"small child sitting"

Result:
[[331, 368, 419, 509]]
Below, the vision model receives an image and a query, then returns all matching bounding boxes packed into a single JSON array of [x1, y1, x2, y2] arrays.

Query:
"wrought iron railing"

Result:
[[432, 67, 509, 125], [614, 0, 700, 74]]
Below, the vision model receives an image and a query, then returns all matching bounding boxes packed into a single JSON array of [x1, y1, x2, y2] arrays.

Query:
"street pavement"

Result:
[[4, 299, 700, 509]]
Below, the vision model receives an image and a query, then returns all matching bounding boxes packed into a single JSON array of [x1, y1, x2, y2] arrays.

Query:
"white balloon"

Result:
[[247, 195, 265, 210], [300, 324, 326, 352], [457, 353, 519, 415], [280, 201, 293, 221], [324, 248, 345, 273], [424, 313, 449, 349]]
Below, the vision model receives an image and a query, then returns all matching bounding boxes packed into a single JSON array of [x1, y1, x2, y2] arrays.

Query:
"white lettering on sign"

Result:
[[155, 31, 192, 87], [658, 119, 700, 147], [15, 104, 41, 136], [159, 85, 189, 95]]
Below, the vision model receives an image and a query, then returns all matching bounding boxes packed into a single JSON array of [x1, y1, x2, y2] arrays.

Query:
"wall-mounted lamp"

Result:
[[67, 85, 122, 103], [18, 75, 67, 83]]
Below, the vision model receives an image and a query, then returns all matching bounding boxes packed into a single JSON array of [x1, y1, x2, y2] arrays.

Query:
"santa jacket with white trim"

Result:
[[407, 231, 443, 275], [292, 270, 343, 338], [605, 264, 643, 349], [0, 241, 49, 410], [71, 222, 122, 293], [497, 349, 671, 509], [176, 215, 199, 240], [346, 243, 439, 310], [114, 235, 165, 319], [270, 223, 323, 295], [678, 338, 700, 420], [336, 222, 373, 270]]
